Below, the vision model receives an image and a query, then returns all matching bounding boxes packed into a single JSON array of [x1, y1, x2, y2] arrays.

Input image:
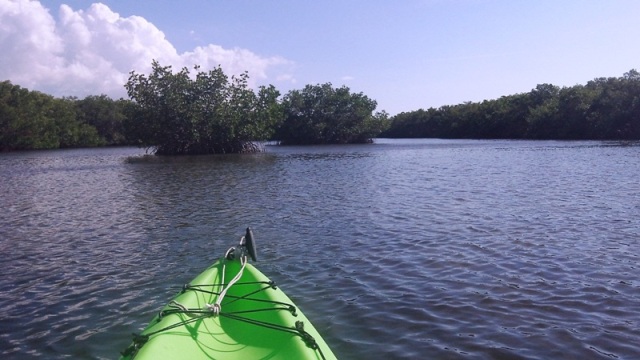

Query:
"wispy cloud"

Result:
[[0, 0, 295, 98]]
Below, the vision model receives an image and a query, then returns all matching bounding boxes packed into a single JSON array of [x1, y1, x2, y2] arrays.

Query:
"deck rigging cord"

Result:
[[206, 246, 249, 316], [121, 235, 327, 360]]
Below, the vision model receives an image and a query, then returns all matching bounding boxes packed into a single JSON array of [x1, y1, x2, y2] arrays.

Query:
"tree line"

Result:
[[2, 66, 640, 153], [0, 80, 132, 151], [124, 61, 389, 154], [0, 62, 388, 154], [382, 70, 640, 140]]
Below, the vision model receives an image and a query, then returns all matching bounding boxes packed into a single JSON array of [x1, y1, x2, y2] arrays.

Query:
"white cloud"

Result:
[[179, 44, 291, 83], [0, 0, 295, 98], [276, 73, 297, 84]]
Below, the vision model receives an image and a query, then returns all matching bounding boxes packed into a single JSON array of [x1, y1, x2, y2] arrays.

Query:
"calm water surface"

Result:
[[1, 139, 639, 359]]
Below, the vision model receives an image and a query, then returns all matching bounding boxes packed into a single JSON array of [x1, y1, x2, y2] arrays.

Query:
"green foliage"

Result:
[[124, 61, 281, 155], [75, 95, 129, 145], [7, 65, 638, 152], [52, 97, 102, 148], [383, 70, 640, 140], [275, 83, 389, 145], [0, 81, 104, 151]]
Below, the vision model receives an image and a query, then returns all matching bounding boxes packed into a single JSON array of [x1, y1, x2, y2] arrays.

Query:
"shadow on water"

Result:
[[124, 151, 278, 165]]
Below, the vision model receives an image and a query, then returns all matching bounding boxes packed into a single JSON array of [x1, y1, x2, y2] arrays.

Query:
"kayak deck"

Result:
[[121, 257, 336, 359]]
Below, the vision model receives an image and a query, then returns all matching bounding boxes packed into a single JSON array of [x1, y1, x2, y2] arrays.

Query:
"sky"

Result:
[[2, 0, 640, 115]]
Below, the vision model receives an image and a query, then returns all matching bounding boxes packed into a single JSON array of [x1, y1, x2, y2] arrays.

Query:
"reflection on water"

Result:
[[1, 140, 639, 359]]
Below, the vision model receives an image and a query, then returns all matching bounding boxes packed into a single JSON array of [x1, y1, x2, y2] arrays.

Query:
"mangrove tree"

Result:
[[124, 61, 281, 155]]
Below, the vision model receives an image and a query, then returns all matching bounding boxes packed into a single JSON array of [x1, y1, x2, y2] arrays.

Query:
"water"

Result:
[[1, 139, 639, 359]]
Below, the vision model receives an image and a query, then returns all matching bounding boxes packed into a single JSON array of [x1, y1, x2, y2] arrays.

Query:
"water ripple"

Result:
[[1, 141, 639, 359]]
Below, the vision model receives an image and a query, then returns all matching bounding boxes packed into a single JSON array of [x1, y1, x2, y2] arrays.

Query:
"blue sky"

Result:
[[2, 0, 640, 115]]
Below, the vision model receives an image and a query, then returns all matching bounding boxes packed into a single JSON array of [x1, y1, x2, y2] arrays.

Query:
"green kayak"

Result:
[[120, 228, 336, 360]]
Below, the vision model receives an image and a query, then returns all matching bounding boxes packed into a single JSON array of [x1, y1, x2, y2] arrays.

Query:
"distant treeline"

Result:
[[2, 69, 640, 153], [0, 80, 132, 151], [0, 62, 388, 154], [124, 61, 389, 154], [382, 70, 640, 140]]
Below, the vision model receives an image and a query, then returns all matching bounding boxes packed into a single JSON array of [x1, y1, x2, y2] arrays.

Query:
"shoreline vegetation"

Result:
[[1, 63, 639, 154], [382, 69, 640, 141]]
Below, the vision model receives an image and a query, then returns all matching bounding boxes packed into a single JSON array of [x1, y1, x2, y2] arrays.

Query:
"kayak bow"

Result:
[[120, 228, 336, 359]]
